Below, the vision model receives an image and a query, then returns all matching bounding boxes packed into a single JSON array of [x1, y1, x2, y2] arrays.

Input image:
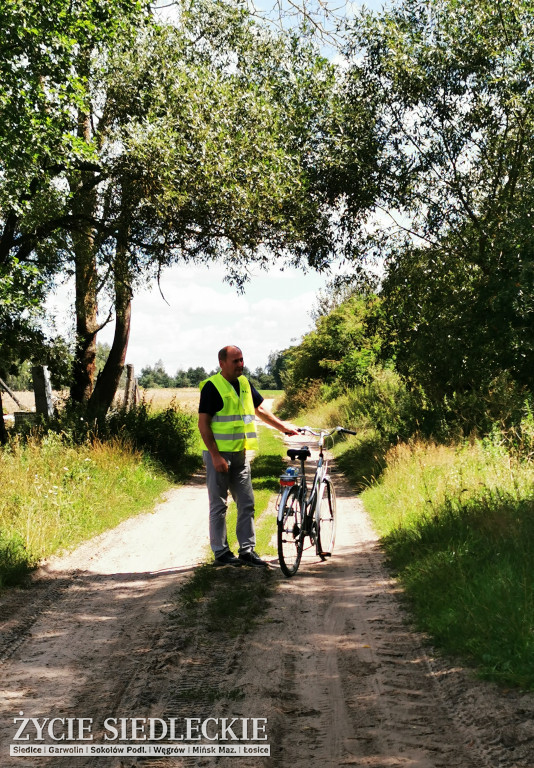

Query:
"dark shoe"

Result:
[[239, 550, 268, 568], [214, 551, 242, 567]]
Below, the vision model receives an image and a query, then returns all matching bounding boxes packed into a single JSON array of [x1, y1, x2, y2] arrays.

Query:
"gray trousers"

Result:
[[202, 450, 256, 556]]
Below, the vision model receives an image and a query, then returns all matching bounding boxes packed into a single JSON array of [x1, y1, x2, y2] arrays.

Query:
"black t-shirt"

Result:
[[198, 379, 264, 417]]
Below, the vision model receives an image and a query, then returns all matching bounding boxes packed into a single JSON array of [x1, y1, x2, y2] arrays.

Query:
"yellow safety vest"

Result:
[[200, 372, 259, 452]]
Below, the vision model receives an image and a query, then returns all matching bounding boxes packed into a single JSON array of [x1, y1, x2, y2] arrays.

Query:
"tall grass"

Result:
[[0, 433, 170, 586], [26, 400, 201, 480], [362, 439, 534, 689]]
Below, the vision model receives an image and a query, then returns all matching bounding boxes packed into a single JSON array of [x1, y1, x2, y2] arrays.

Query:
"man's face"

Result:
[[219, 347, 244, 382]]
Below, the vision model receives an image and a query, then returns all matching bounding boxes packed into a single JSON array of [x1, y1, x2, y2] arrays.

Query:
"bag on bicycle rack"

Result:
[[279, 466, 299, 487]]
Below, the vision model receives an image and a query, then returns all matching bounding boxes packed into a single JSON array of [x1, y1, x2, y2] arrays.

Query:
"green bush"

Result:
[[339, 367, 419, 439], [13, 400, 199, 478], [277, 379, 323, 419], [105, 403, 197, 476]]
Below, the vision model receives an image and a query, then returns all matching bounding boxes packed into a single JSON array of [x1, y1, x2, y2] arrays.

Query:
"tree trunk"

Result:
[[70, 236, 98, 403], [88, 243, 132, 416], [69, 105, 99, 404]]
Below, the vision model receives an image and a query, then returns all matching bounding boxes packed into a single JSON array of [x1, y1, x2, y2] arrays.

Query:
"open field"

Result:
[[1, 388, 201, 415], [2, 388, 283, 416], [136, 387, 200, 411]]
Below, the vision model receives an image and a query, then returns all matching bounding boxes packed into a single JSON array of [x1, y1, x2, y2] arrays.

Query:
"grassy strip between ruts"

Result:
[[177, 424, 287, 637]]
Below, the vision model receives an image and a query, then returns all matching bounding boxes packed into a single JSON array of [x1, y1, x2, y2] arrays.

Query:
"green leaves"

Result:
[[337, 0, 534, 405], [281, 293, 382, 402], [1, 0, 341, 404], [98, 6, 337, 279]]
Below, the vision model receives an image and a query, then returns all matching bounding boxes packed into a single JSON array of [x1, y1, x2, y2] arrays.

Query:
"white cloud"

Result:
[[47, 263, 330, 375]]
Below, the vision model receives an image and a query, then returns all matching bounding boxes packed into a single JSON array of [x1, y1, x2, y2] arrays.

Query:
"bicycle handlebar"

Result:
[[297, 426, 357, 437]]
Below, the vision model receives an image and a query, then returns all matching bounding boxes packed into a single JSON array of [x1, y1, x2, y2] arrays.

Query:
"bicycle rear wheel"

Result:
[[316, 478, 336, 560], [277, 485, 304, 577]]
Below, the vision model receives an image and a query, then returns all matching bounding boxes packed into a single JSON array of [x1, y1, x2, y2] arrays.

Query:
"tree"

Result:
[[265, 351, 288, 389], [0, 0, 105, 434], [0, 0, 151, 411], [184, 367, 209, 387], [282, 293, 382, 394], [249, 367, 277, 390], [0, 254, 66, 441], [2, 0, 343, 418], [340, 0, 534, 400], [139, 361, 173, 389], [174, 370, 192, 388], [83, 4, 339, 413]]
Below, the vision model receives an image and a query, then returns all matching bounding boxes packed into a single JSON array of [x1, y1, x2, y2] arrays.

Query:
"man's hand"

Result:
[[284, 427, 300, 437], [212, 454, 229, 473]]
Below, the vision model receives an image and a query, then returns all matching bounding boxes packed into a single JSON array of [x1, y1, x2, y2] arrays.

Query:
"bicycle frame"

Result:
[[300, 439, 327, 537], [277, 425, 355, 576], [277, 426, 341, 539]]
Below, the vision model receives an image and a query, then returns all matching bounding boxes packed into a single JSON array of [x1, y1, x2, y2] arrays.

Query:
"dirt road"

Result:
[[1, 441, 533, 767]]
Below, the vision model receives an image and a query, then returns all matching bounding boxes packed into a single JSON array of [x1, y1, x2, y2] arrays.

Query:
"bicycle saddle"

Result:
[[287, 447, 311, 461]]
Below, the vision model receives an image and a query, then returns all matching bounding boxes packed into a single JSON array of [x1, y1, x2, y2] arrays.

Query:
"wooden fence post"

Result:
[[32, 365, 54, 418], [124, 364, 138, 410]]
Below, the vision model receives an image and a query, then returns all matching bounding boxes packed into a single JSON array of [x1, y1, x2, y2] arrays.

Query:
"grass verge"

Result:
[[361, 439, 534, 689], [0, 433, 171, 587]]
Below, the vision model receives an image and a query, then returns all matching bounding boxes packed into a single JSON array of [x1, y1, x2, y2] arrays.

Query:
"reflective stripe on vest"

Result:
[[199, 372, 259, 452], [211, 431, 258, 441], [212, 413, 255, 424]]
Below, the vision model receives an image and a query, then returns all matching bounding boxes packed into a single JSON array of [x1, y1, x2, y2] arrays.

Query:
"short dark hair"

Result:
[[218, 345, 242, 362]]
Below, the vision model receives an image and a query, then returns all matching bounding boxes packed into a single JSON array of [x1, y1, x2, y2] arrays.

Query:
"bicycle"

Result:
[[276, 425, 356, 577]]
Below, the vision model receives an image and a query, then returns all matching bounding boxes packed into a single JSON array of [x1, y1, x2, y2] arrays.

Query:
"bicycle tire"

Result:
[[277, 485, 304, 577], [316, 478, 336, 560]]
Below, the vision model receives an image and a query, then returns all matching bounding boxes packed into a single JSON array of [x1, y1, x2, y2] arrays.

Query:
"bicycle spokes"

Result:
[[278, 425, 349, 576], [277, 486, 304, 577], [316, 479, 336, 559]]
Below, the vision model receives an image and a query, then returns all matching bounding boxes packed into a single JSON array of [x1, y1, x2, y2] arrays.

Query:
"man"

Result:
[[198, 345, 298, 567]]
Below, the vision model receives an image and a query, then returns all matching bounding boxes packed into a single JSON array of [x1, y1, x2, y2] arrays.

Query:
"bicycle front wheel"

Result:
[[316, 478, 336, 560], [277, 485, 304, 577]]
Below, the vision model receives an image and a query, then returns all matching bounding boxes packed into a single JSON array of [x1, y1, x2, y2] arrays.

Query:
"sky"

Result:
[[47, 261, 350, 375], [46, 0, 388, 378]]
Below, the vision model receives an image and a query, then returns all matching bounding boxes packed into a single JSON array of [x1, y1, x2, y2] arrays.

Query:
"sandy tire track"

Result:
[[210, 467, 485, 768]]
